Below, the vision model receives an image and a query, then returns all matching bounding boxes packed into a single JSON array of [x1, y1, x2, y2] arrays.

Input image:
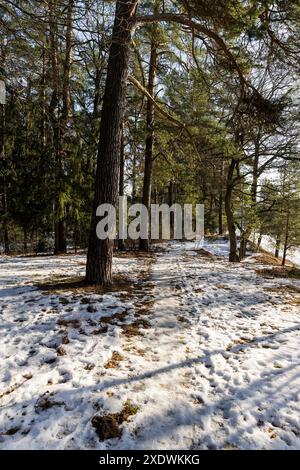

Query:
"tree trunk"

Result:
[[86, 0, 138, 285], [40, 37, 47, 149], [61, 0, 73, 131], [251, 136, 260, 204], [0, 102, 8, 254], [275, 235, 281, 258], [239, 232, 249, 260], [225, 159, 239, 262], [118, 122, 126, 251], [23, 227, 28, 254], [0, 43, 9, 255], [49, 0, 74, 255], [48, 0, 65, 254], [282, 212, 290, 267], [131, 149, 137, 203], [257, 233, 262, 249], [168, 180, 175, 237], [139, 40, 157, 251], [218, 190, 223, 235]]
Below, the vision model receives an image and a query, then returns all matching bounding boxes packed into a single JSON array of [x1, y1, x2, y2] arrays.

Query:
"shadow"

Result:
[[1, 349, 299, 449]]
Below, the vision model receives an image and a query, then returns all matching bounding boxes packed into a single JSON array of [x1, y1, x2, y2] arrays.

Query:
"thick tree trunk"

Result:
[[139, 40, 157, 251], [225, 159, 239, 262], [0, 45, 9, 255], [86, 0, 138, 285], [118, 122, 126, 251], [0, 103, 8, 254]]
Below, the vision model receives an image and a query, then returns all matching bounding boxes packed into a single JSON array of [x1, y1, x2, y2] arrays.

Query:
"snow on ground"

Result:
[[0, 241, 300, 449]]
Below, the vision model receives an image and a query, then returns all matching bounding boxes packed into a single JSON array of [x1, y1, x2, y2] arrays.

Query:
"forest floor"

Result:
[[0, 239, 300, 450]]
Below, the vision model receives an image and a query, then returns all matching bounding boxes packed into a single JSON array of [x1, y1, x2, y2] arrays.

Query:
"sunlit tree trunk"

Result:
[[86, 0, 138, 284], [225, 159, 239, 262]]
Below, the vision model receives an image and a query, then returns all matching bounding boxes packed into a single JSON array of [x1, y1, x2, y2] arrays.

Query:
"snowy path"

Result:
[[1, 242, 300, 449]]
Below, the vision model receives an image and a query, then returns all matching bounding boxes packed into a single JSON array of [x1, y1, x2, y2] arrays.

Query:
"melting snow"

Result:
[[0, 241, 300, 449]]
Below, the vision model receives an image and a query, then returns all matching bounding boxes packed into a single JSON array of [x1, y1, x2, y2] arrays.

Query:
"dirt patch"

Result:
[[114, 311, 128, 322], [122, 319, 151, 337], [193, 248, 216, 259], [38, 274, 135, 297], [91, 400, 139, 441], [256, 266, 300, 279], [178, 316, 189, 323], [92, 325, 109, 335], [104, 351, 124, 369], [216, 284, 232, 291], [0, 426, 21, 436], [56, 346, 67, 356], [134, 301, 154, 318], [287, 297, 300, 306], [264, 285, 300, 294], [122, 324, 143, 337], [226, 337, 255, 351], [57, 318, 80, 328], [135, 318, 151, 328], [35, 393, 64, 413], [247, 253, 282, 266], [183, 249, 215, 262], [115, 251, 156, 259]]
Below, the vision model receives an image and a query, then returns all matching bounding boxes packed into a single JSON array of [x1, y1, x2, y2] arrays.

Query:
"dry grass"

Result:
[[264, 285, 300, 294], [216, 284, 232, 291], [256, 266, 300, 279], [104, 351, 124, 369], [251, 253, 282, 266], [115, 251, 156, 259], [37, 274, 135, 296], [121, 318, 151, 337]]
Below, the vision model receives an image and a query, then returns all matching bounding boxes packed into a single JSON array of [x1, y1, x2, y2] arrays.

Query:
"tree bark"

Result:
[[48, 0, 66, 254], [131, 148, 137, 203], [257, 233, 262, 248], [139, 40, 157, 251], [225, 159, 239, 262], [40, 37, 47, 149], [218, 190, 223, 235], [23, 227, 28, 254], [251, 136, 260, 204], [49, 0, 74, 255], [282, 211, 290, 267], [118, 122, 126, 251], [275, 235, 281, 258], [0, 42, 9, 254], [86, 0, 138, 285]]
